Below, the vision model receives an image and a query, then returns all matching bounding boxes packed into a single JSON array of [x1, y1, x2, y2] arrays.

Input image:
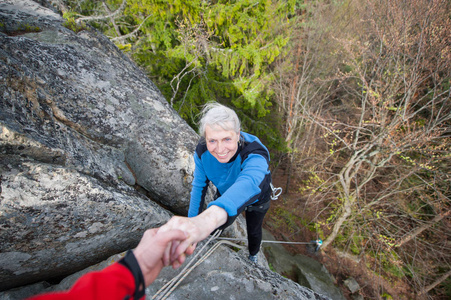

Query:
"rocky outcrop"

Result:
[[148, 240, 330, 300], [0, 155, 174, 289], [262, 230, 345, 300], [0, 0, 197, 211], [0, 1, 331, 299], [0, 0, 196, 291], [1, 240, 331, 300]]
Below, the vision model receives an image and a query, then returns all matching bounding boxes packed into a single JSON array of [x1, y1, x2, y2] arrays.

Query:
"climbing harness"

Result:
[[246, 200, 270, 213], [270, 183, 282, 200]]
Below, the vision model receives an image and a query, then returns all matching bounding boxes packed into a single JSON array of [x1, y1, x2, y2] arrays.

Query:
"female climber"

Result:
[[159, 102, 272, 264]]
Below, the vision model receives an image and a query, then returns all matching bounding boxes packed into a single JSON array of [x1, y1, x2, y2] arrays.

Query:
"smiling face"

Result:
[[205, 124, 240, 163]]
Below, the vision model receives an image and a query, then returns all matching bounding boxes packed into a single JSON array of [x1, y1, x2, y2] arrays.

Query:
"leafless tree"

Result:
[[277, 0, 450, 297]]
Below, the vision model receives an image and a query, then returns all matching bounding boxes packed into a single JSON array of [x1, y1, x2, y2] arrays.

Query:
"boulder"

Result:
[[344, 277, 361, 294], [0, 156, 171, 290], [262, 229, 345, 300], [0, 0, 198, 212]]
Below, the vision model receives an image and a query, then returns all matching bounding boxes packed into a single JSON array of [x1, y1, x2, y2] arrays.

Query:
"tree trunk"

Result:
[[285, 153, 294, 194], [321, 196, 354, 249], [395, 210, 451, 248], [419, 269, 451, 296]]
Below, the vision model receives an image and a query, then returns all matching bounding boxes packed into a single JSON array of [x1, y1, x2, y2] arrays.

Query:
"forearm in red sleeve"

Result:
[[28, 251, 144, 300]]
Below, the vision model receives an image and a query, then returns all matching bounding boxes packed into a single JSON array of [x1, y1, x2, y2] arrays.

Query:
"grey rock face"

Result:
[[0, 156, 172, 290], [0, 0, 196, 291], [0, 0, 198, 212], [1, 242, 331, 300], [262, 230, 345, 300], [149, 240, 332, 300]]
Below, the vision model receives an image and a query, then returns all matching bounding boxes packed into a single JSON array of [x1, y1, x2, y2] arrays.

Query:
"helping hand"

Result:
[[158, 206, 228, 267], [133, 228, 188, 286]]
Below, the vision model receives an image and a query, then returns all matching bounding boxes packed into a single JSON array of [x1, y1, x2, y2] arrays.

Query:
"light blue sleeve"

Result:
[[188, 153, 208, 217], [207, 154, 269, 217]]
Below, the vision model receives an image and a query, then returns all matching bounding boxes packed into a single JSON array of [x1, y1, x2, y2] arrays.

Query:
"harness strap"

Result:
[[246, 200, 271, 213]]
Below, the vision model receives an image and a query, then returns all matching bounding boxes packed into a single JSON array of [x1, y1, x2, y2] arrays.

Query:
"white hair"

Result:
[[198, 102, 240, 137]]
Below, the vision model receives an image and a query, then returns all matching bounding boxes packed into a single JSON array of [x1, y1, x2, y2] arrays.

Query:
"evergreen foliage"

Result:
[[64, 0, 295, 150]]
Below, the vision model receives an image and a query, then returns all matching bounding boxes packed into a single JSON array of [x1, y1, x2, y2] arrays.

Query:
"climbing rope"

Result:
[[152, 230, 245, 300], [152, 184, 282, 298], [152, 231, 323, 299], [216, 236, 313, 245], [152, 230, 220, 300]]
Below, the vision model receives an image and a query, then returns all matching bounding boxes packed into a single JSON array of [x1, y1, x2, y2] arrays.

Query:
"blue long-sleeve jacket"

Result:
[[188, 132, 272, 228]]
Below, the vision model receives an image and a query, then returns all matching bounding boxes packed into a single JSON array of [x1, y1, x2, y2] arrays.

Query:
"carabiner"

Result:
[[270, 183, 283, 200]]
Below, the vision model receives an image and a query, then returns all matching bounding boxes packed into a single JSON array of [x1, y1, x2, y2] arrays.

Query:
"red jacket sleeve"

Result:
[[27, 262, 143, 300]]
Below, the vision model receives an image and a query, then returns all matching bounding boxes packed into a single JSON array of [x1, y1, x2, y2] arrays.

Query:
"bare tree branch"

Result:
[[77, 0, 127, 22]]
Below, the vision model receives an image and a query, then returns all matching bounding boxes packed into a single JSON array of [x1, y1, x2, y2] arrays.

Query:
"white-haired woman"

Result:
[[159, 103, 272, 265]]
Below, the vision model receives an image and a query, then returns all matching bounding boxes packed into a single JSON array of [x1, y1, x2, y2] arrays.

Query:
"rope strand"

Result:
[[152, 233, 315, 299], [217, 237, 313, 245], [152, 230, 243, 300]]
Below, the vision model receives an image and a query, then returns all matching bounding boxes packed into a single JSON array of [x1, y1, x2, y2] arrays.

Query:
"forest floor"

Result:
[[263, 168, 416, 300]]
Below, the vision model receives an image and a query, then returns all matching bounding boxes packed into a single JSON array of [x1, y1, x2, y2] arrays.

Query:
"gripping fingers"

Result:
[[170, 239, 179, 257], [163, 242, 172, 266], [169, 239, 181, 264], [185, 243, 197, 256], [172, 253, 185, 269], [174, 239, 193, 258]]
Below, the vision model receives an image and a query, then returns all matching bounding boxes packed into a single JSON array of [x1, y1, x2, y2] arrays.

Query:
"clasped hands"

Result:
[[134, 206, 227, 287], [157, 206, 228, 269]]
